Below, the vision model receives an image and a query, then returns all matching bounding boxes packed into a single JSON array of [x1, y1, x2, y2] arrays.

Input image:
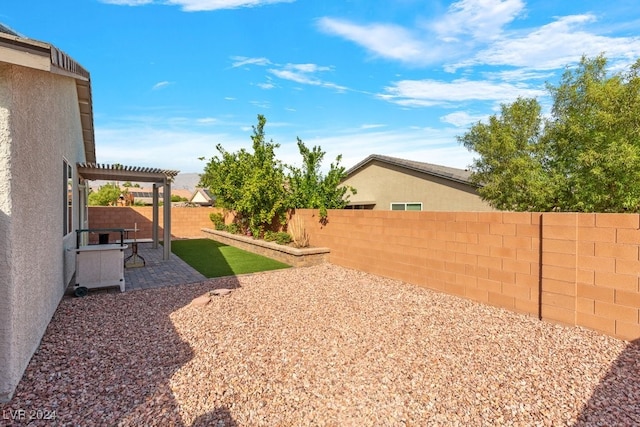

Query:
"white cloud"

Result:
[[317, 17, 442, 65], [167, 0, 294, 11], [231, 56, 348, 91], [483, 69, 555, 82], [249, 100, 270, 109], [268, 63, 348, 91], [316, 0, 525, 66], [270, 68, 318, 85], [449, 14, 640, 71], [100, 0, 153, 5], [440, 111, 488, 127], [152, 81, 172, 90], [431, 0, 524, 42], [231, 56, 272, 68], [196, 117, 217, 124], [380, 78, 546, 107], [360, 124, 386, 130], [317, 0, 640, 76], [102, 0, 294, 11]]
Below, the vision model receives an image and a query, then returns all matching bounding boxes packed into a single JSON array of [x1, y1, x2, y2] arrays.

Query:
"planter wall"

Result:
[[202, 228, 329, 268]]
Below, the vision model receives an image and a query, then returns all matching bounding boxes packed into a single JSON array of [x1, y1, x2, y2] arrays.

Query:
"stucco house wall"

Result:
[[0, 62, 86, 402], [342, 159, 495, 212]]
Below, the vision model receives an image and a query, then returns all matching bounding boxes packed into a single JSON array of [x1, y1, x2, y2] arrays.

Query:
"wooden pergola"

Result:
[[77, 163, 180, 260]]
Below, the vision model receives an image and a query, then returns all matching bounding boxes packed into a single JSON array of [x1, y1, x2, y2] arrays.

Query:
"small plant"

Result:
[[225, 223, 240, 234], [275, 232, 292, 245], [209, 212, 225, 230], [264, 230, 291, 245], [288, 215, 310, 248]]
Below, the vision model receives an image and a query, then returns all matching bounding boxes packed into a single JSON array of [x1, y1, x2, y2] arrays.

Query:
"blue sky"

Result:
[[2, 0, 640, 173]]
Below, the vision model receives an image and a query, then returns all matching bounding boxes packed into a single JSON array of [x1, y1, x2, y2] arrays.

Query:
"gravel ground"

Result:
[[1, 264, 639, 426]]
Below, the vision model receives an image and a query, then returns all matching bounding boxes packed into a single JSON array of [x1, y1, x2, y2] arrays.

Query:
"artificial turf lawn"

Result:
[[170, 238, 290, 278]]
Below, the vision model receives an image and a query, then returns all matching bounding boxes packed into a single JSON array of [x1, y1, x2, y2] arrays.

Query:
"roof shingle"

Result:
[[346, 154, 474, 186]]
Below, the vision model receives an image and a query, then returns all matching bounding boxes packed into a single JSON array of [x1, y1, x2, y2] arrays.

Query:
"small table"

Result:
[[124, 228, 146, 267]]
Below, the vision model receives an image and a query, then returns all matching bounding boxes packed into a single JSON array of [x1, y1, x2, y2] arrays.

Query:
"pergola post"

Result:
[[152, 183, 159, 249], [163, 178, 171, 260]]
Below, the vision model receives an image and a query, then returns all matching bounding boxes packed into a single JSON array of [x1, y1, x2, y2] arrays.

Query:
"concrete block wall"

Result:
[[88, 206, 220, 239]]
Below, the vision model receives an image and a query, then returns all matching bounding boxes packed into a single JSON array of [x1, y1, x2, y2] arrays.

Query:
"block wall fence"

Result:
[[88, 207, 640, 341], [88, 206, 221, 240]]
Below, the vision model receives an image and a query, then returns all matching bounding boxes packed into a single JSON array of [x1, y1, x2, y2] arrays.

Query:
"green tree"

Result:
[[287, 139, 356, 218], [171, 194, 189, 202], [88, 183, 122, 206], [459, 55, 640, 212], [199, 115, 288, 236], [545, 56, 640, 211], [459, 98, 558, 211]]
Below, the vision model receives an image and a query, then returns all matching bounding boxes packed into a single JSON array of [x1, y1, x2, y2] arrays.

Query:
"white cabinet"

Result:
[[75, 244, 127, 293]]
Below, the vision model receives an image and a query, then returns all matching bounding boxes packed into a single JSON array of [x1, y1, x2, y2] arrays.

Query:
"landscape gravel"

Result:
[[1, 264, 638, 426]]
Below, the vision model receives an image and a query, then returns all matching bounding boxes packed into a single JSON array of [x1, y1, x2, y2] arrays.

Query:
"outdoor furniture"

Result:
[[74, 228, 127, 296], [120, 224, 151, 267]]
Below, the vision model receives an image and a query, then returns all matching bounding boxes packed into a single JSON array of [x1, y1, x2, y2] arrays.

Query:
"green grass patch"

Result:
[[170, 238, 290, 278]]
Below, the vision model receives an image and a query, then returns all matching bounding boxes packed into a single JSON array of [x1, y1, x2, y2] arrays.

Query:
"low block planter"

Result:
[[202, 228, 329, 268]]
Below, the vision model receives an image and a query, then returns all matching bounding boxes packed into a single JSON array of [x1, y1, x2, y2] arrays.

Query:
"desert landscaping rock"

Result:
[[191, 295, 211, 307], [1, 264, 638, 426], [210, 288, 233, 296]]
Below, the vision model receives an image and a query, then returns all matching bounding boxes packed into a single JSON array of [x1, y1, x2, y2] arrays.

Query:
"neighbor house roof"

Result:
[[346, 154, 475, 187], [0, 26, 96, 163], [190, 188, 216, 205]]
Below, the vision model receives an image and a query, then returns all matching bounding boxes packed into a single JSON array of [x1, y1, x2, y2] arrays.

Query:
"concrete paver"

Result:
[[123, 242, 207, 291]]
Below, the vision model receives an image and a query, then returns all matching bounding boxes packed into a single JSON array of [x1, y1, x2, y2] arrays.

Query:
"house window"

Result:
[[63, 160, 73, 235], [390, 202, 422, 211]]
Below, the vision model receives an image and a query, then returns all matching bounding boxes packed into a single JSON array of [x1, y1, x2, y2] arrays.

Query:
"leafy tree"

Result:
[[88, 183, 122, 206], [199, 115, 288, 236], [200, 115, 356, 233], [460, 55, 640, 212], [459, 98, 558, 211], [545, 56, 640, 212], [288, 139, 356, 218], [171, 194, 189, 202]]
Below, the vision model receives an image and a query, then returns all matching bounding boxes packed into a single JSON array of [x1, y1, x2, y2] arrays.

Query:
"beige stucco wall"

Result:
[[343, 161, 495, 211], [0, 63, 86, 402]]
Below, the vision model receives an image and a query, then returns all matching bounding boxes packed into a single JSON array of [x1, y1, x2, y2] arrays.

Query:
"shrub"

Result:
[[274, 232, 292, 245], [264, 231, 291, 245], [209, 212, 226, 230], [225, 223, 240, 234]]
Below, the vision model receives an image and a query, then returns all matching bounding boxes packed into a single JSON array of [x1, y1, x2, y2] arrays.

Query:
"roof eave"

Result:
[[0, 31, 96, 163]]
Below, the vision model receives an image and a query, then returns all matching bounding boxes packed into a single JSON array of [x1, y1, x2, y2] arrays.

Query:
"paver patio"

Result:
[[122, 242, 207, 291]]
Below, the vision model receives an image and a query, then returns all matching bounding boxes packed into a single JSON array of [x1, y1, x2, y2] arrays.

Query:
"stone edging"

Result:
[[201, 228, 329, 267]]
